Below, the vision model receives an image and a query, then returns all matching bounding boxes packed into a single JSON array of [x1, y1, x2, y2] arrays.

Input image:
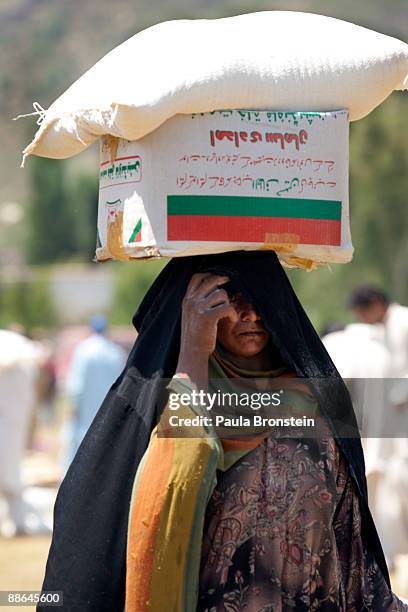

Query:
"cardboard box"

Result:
[[96, 109, 351, 269]]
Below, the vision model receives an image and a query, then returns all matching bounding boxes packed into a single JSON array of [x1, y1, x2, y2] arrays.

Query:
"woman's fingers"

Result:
[[209, 301, 239, 323], [180, 273, 238, 357], [185, 272, 211, 295], [204, 288, 229, 308], [192, 274, 230, 299]]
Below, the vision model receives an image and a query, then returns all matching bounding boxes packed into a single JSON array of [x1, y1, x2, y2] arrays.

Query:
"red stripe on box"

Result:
[[167, 215, 341, 246]]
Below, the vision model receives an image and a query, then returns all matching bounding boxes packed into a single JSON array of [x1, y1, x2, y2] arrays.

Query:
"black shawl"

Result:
[[39, 251, 389, 611]]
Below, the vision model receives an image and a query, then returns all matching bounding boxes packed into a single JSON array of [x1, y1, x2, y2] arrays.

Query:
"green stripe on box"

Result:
[[167, 195, 342, 221], [129, 218, 142, 242]]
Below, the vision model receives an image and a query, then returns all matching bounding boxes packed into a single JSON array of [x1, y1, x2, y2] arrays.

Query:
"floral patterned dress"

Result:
[[198, 435, 407, 611]]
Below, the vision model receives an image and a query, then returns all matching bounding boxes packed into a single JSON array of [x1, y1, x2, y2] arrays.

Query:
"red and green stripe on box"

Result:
[[129, 218, 142, 243], [167, 195, 342, 245]]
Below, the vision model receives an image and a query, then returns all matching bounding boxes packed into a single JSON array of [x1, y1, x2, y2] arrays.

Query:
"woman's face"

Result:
[[217, 292, 270, 358]]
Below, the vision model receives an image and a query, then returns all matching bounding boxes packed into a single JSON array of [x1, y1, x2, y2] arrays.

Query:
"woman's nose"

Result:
[[239, 303, 261, 322]]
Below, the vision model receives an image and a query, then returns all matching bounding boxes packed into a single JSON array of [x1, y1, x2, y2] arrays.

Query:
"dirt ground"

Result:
[[0, 535, 51, 612], [0, 415, 59, 612]]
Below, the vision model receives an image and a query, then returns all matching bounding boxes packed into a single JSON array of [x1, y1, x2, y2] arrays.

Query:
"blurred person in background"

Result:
[[322, 322, 391, 513], [0, 328, 45, 535], [32, 328, 58, 427], [63, 314, 126, 469], [349, 286, 408, 377], [322, 320, 391, 430], [24, 329, 58, 452], [348, 285, 408, 569]]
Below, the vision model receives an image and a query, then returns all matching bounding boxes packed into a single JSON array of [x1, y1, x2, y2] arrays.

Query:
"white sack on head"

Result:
[[22, 11, 408, 161]]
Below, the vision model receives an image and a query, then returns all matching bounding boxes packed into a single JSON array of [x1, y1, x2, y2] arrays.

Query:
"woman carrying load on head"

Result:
[[39, 251, 407, 612]]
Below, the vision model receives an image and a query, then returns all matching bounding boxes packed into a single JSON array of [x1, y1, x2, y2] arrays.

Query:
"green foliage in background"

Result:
[[27, 157, 75, 263], [0, 269, 57, 332], [68, 172, 99, 261], [110, 260, 167, 325], [26, 158, 98, 264]]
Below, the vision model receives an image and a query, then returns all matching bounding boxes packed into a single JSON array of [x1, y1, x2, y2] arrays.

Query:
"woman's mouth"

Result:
[[238, 330, 265, 337]]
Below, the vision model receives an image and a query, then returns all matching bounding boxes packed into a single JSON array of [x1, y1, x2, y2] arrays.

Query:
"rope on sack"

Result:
[[13, 103, 48, 167], [14, 102, 89, 167], [13, 101, 47, 125]]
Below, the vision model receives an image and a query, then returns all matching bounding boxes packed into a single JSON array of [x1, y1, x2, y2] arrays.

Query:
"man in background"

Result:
[[64, 315, 126, 469], [348, 285, 408, 569], [349, 286, 408, 379], [322, 321, 391, 507], [0, 329, 42, 535]]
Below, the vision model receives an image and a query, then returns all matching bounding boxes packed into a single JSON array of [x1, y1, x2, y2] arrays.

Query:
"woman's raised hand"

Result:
[[180, 273, 239, 357]]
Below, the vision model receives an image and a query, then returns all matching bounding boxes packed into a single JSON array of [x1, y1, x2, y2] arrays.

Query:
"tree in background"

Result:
[[26, 158, 98, 264], [0, 269, 57, 331], [349, 94, 408, 300], [27, 157, 76, 263], [69, 172, 99, 261], [110, 260, 166, 325]]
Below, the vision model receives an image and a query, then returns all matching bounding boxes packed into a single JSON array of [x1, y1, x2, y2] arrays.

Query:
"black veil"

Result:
[[39, 251, 389, 611]]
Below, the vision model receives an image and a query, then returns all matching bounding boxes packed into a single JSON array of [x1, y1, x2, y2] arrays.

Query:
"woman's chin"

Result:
[[232, 340, 267, 357]]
